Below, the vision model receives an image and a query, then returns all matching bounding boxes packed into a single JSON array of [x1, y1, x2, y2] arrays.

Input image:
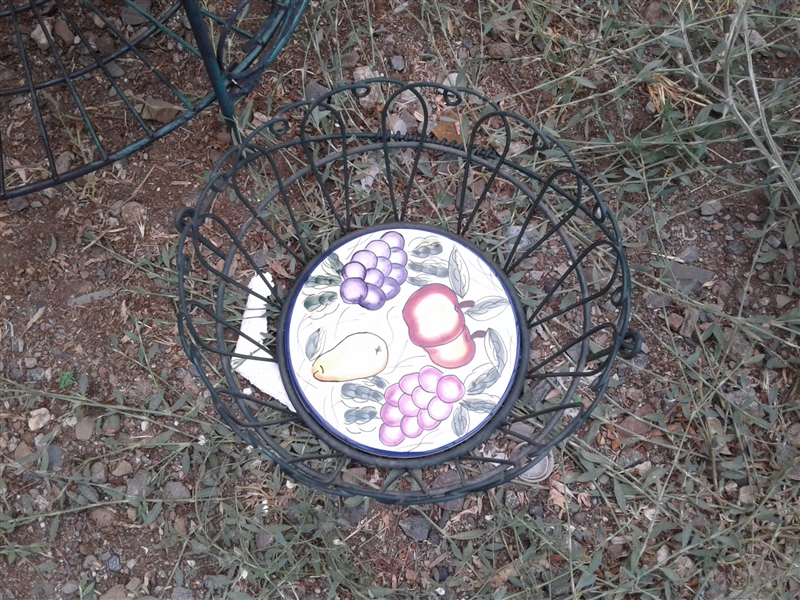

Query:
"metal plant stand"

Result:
[[0, 0, 308, 200], [175, 80, 640, 505]]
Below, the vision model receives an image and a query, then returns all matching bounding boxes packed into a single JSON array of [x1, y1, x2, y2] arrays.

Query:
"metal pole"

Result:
[[182, 0, 241, 143]]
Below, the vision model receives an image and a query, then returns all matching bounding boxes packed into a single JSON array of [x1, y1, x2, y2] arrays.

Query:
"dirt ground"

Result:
[[2, 0, 799, 598]]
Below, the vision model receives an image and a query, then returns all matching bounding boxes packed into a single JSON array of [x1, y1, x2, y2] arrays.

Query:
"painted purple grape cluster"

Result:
[[339, 231, 409, 310], [378, 367, 465, 446]]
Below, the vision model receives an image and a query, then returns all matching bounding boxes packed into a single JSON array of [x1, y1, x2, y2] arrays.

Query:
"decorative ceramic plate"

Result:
[[279, 224, 526, 458]]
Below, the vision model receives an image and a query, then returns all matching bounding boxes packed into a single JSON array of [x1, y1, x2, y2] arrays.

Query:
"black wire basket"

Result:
[[175, 79, 640, 505], [0, 0, 307, 200]]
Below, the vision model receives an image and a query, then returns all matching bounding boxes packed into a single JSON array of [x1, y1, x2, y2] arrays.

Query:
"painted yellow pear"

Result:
[[311, 333, 388, 382]]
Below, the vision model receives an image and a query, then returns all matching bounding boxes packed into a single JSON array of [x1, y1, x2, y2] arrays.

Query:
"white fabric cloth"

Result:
[[233, 273, 293, 410]]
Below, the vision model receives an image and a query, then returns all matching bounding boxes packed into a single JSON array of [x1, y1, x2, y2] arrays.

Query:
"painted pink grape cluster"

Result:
[[378, 366, 466, 446]]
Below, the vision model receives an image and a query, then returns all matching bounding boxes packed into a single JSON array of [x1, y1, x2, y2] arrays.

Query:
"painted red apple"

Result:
[[402, 283, 476, 368]]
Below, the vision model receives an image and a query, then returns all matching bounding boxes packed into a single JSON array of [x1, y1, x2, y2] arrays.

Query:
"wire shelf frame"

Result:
[[0, 0, 308, 200], [175, 79, 641, 505]]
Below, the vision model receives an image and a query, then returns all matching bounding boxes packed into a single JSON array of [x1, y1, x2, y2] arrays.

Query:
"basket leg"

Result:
[[182, 0, 241, 143]]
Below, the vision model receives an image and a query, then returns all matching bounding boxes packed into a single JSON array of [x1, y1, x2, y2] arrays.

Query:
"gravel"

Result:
[[90, 507, 118, 527], [700, 199, 722, 216], [663, 263, 716, 287], [678, 245, 699, 263], [304, 80, 330, 102], [126, 471, 149, 505], [90, 461, 108, 484], [120, 0, 151, 26], [255, 530, 275, 550], [617, 449, 647, 469], [398, 515, 431, 542], [504, 489, 521, 510], [107, 554, 121, 572], [28, 408, 52, 431], [725, 241, 747, 256], [488, 41, 513, 59], [171, 587, 193, 600], [46, 445, 64, 471], [75, 417, 94, 440], [339, 51, 360, 69], [164, 481, 191, 500], [7, 197, 29, 212], [389, 55, 405, 71]]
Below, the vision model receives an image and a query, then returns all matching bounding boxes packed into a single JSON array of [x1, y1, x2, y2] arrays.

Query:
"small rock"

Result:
[[488, 41, 513, 60], [727, 389, 764, 418], [67, 290, 114, 308], [105, 61, 124, 78], [663, 263, 715, 287], [28, 408, 52, 431], [99, 585, 127, 600], [339, 51, 360, 69], [112, 460, 132, 477], [618, 413, 650, 437], [54, 20, 74, 44], [55, 151, 74, 175], [304, 80, 330, 102], [83, 554, 100, 570], [644, 292, 671, 310], [389, 55, 405, 72], [345, 504, 366, 526], [645, 100, 656, 115], [8, 197, 30, 212], [432, 470, 464, 512], [141, 97, 180, 124], [75, 418, 94, 441], [31, 23, 52, 50], [738, 485, 754, 505], [90, 507, 118, 528], [644, 1, 670, 24], [126, 471, 149, 504], [120, 0, 151, 26], [164, 481, 191, 500], [171, 587, 193, 600], [528, 502, 545, 518], [667, 313, 684, 332], [504, 224, 537, 253], [60, 581, 80, 595], [14, 441, 33, 462], [679, 308, 700, 338], [678, 245, 699, 263], [766, 235, 782, 249], [504, 489, 521, 510], [95, 35, 115, 57], [120, 201, 146, 225], [352, 66, 382, 108], [174, 516, 189, 536], [107, 554, 121, 571], [773, 444, 800, 480], [47, 445, 64, 471], [617, 449, 647, 469], [255, 530, 274, 549], [398, 515, 431, 542], [90, 461, 108, 484], [27, 367, 47, 382], [775, 294, 793, 309], [722, 327, 750, 362], [24, 357, 38, 368], [700, 200, 722, 216], [126, 577, 142, 592], [725, 241, 747, 256]]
